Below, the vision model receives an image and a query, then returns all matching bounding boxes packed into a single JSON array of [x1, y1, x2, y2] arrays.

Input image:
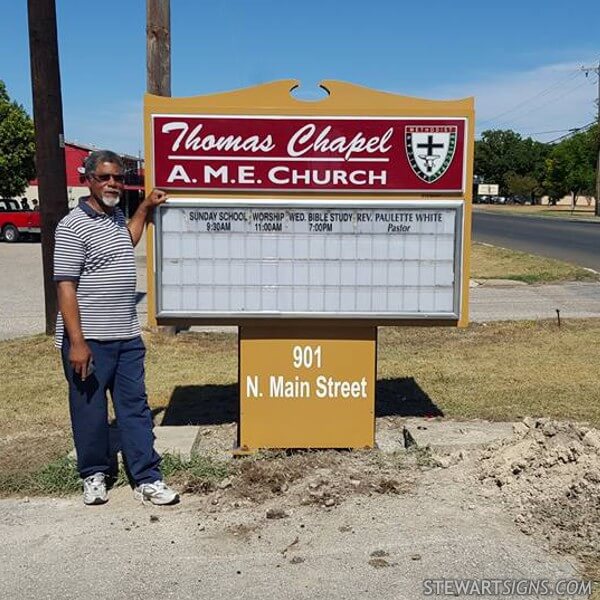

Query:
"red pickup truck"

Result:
[[0, 199, 42, 242]]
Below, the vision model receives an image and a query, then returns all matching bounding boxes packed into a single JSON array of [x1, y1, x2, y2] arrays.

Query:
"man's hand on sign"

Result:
[[144, 188, 168, 209], [127, 189, 168, 245], [138, 188, 168, 227]]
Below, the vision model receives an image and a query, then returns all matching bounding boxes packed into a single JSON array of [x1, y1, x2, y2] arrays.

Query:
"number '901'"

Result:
[[292, 345, 322, 369]]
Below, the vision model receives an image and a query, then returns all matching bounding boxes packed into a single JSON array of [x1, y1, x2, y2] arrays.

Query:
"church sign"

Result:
[[145, 80, 474, 451], [151, 115, 467, 193]]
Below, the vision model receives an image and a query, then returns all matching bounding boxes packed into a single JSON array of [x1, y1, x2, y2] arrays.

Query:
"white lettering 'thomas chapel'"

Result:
[[162, 122, 275, 154]]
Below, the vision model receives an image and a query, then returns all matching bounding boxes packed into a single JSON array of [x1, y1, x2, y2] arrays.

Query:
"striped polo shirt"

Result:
[[53, 198, 140, 348]]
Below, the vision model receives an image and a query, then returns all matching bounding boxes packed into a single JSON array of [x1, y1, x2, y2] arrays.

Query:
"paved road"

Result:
[[472, 211, 600, 271], [0, 242, 46, 340]]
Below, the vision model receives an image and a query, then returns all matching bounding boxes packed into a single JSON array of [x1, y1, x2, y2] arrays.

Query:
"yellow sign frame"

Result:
[[144, 79, 474, 327]]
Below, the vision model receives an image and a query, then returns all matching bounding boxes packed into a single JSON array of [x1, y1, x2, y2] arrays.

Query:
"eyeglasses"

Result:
[[91, 173, 125, 183]]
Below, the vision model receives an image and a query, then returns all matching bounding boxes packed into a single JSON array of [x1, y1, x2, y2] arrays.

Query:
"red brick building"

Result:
[[25, 141, 145, 216]]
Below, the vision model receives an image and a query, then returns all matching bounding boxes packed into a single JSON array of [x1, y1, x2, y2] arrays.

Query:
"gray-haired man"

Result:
[[54, 149, 178, 506]]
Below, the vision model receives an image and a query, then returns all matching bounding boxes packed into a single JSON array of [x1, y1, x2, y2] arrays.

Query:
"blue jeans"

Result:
[[61, 336, 161, 484]]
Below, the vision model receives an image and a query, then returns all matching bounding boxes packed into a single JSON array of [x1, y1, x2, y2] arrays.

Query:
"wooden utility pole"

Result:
[[146, 0, 171, 330], [147, 0, 171, 96], [27, 0, 69, 335], [582, 61, 600, 216], [596, 61, 600, 218]]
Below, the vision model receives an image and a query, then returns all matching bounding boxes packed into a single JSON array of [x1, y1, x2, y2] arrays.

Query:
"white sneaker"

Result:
[[134, 480, 179, 505], [83, 472, 108, 505]]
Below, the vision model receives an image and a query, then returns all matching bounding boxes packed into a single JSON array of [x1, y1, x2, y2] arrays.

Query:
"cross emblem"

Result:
[[405, 125, 458, 184], [416, 135, 445, 173]]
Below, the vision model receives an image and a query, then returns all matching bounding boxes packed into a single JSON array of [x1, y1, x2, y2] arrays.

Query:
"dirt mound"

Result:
[[479, 418, 600, 576], [174, 448, 422, 515]]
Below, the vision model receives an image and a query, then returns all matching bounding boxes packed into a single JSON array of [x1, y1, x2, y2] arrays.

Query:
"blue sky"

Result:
[[1, 0, 598, 155]]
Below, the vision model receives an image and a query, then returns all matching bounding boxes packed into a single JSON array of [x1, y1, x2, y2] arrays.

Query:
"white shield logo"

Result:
[[406, 125, 457, 183]]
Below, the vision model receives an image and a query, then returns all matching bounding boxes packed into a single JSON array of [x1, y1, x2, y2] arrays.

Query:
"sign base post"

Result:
[[237, 324, 376, 451]]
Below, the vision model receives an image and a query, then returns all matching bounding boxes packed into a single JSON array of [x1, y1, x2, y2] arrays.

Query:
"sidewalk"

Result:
[[469, 280, 600, 322], [3, 241, 600, 340]]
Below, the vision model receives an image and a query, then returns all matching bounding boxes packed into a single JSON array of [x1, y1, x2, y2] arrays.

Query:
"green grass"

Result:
[[0, 456, 80, 496], [0, 452, 231, 497], [160, 452, 231, 494], [378, 320, 600, 426], [471, 243, 598, 283], [3, 318, 600, 497], [474, 204, 600, 221]]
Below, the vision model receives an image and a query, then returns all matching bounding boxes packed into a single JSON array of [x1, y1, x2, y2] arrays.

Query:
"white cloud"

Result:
[[61, 60, 598, 153], [419, 61, 598, 141]]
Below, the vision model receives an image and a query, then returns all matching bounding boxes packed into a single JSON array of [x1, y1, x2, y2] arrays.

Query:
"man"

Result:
[[54, 149, 178, 506]]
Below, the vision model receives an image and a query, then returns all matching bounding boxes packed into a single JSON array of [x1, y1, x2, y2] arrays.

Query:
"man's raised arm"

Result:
[[127, 189, 168, 247]]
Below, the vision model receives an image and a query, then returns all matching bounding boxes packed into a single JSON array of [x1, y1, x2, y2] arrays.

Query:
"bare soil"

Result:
[[171, 440, 420, 512], [478, 418, 600, 579], [177, 416, 600, 581]]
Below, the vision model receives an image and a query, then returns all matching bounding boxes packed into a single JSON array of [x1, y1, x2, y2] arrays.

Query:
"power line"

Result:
[[475, 122, 595, 142], [500, 79, 593, 127], [522, 127, 584, 135], [480, 70, 579, 125], [478, 78, 594, 134], [546, 121, 596, 144]]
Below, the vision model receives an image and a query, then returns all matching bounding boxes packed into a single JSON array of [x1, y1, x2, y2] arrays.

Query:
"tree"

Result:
[[475, 129, 549, 199], [546, 127, 597, 207], [505, 172, 540, 198], [542, 157, 568, 205], [0, 81, 36, 197], [475, 129, 524, 191]]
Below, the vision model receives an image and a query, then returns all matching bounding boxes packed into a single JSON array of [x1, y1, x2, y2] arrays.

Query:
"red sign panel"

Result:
[[152, 115, 466, 193]]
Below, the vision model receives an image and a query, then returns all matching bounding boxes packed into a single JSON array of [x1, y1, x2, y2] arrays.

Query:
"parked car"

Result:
[[0, 199, 42, 242], [506, 195, 530, 205]]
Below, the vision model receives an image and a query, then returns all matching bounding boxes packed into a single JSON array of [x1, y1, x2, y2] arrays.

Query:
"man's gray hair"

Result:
[[84, 150, 124, 179]]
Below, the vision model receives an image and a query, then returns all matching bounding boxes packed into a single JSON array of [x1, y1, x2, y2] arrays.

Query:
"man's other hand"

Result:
[[70, 340, 93, 381]]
